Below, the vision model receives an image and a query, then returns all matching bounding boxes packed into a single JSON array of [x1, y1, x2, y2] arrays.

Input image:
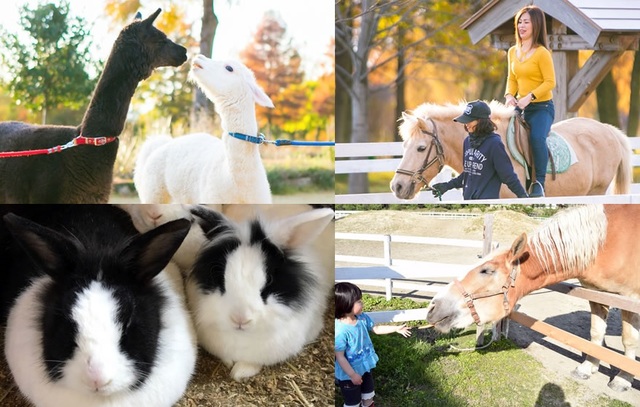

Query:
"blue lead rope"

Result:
[[228, 132, 335, 147]]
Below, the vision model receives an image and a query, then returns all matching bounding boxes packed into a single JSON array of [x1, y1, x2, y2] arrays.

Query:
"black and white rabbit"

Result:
[[184, 205, 335, 380], [119, 204, 334, 281], [1, 205, 196, 407]]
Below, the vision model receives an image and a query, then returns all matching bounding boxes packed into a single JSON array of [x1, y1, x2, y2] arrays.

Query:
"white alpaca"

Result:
[[134, 55, 274, 203]]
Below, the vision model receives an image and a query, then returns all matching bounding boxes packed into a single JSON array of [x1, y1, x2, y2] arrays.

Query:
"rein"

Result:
[[453, 264, 520, 326], [228, 132, 335, 146], [0, 135, 117, 158], [394, 118, 445, 191]]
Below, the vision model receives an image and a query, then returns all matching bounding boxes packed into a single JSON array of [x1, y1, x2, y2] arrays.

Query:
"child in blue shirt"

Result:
[[335, 282, 411, 407]]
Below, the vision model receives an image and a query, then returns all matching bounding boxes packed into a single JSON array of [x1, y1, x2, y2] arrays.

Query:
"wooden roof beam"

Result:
[[490, 33, 640, 51], [567, 36, 637, 111]]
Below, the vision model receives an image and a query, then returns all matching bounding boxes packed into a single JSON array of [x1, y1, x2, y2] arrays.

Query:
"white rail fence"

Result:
[[335, 213, 496, 323], [336, 137, 640, 204]]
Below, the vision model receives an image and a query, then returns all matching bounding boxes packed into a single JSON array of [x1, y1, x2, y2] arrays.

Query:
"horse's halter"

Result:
[[395, 118, 445, 190], [453, 264, 520, 325]]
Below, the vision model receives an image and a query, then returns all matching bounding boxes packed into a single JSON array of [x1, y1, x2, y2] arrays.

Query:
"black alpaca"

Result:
[[0, 9, 187, 203]]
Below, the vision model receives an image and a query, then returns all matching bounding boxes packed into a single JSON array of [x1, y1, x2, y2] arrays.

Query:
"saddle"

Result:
[[511, 114, 557, 181]]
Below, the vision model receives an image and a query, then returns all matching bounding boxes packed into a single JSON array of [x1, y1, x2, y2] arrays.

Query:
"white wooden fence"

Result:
[[336, 137, 640, 204], [335, 212, 496, 322]]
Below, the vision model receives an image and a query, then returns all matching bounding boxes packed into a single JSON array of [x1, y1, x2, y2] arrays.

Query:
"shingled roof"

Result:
[[462, 0, 640, 47]]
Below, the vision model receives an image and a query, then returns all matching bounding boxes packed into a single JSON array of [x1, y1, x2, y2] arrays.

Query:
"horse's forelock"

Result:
[[529, 205, 608, 274]]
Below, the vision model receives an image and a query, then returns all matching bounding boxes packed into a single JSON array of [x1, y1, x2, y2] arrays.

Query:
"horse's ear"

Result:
[[401, 112, 416, 124], [509, 233, 529, 264], [143, 8, 162, 25]]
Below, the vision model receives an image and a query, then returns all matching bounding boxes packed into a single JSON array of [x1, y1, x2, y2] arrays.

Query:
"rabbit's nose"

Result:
[[230, 314, 252, 330]]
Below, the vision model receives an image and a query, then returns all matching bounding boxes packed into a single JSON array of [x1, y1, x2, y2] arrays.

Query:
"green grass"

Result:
[[266, 167, 334, 194], [335, 294, 633, 407]]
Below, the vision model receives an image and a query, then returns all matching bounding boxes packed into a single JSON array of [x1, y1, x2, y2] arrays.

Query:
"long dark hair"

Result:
[[473, 118, 497, 138], [335, 282, 362, 319], [514, 5, 549, 49]]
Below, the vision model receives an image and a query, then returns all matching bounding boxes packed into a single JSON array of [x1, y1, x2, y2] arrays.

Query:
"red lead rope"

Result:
[[0, 135, 117, 158]]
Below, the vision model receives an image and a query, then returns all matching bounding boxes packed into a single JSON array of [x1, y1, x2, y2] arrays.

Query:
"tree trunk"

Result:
[[347, 0, 379, 194], [628, 51, 640, 137], [394, 45, 406, 142], [335, 2, 353, 144], [192, 0, 218, 126], [595, 71, 620, 128], [348, 74, 369, 193]]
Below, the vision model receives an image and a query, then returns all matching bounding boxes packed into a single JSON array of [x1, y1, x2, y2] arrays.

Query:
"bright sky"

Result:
[[1, 0, 334, 79]]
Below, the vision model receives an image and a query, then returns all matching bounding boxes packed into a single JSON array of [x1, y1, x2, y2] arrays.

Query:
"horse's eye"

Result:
[[225, 65, 234, 72], [480, 268, 494, 275], [417, 145, 427, 152]]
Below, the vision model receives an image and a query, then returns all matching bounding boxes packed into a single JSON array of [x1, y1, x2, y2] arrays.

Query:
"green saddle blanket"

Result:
[[506, 116, 577, 174]]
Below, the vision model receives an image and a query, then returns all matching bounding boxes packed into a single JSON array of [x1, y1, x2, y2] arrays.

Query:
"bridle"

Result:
[[453, 264, 520, 325], [394, 118, 445, 190]]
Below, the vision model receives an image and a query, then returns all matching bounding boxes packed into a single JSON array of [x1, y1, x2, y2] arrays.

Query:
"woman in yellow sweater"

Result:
[[504, 5, 556, 197]]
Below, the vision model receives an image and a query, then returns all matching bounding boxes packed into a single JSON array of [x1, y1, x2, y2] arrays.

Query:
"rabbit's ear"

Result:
[[122, 218, 191, 284], [3, 213, 77, 280], [268, 208, 334, 249], [190, 206, 234, 238]]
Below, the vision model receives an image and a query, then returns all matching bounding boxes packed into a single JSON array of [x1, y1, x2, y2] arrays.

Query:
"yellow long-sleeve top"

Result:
[[506, 45, 556, 102]]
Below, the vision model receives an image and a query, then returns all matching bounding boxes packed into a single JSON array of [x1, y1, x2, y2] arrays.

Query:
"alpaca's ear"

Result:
[[250, 82, 274, 108], [144, 8, 162, 25]]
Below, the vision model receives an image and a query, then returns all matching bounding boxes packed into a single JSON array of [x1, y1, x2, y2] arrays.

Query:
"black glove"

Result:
[[431, 183, 449, 197]]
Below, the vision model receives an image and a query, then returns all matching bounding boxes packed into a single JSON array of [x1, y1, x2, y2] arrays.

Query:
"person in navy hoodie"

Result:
[[431, 100, 528, 200]]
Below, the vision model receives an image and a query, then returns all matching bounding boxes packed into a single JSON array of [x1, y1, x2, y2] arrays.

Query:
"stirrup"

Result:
[[529, 181, 545, 198]]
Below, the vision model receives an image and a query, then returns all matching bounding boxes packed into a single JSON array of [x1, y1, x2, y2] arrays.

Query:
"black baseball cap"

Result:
[[453, 100, 491, 123]]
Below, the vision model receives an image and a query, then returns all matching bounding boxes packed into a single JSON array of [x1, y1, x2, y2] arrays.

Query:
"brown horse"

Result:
[[390, 101, 631, 199], [426, 204, 640, 391]]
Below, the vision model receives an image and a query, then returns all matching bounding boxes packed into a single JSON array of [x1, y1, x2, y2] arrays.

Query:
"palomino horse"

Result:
[[426, 205, 640, 391], [390, 101, 631, 199]]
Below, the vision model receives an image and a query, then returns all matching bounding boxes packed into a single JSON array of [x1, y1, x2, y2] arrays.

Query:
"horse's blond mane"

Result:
[[529, 205, 608, 274], [400, 100, 515, 140]]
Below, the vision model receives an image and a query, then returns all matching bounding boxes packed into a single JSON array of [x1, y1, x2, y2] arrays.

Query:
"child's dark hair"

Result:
[[474, 118, 498, 137], [335, 282, 362, 319]]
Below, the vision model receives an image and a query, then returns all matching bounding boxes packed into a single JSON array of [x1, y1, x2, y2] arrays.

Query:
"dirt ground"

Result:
[[336, 208, 640, 406]]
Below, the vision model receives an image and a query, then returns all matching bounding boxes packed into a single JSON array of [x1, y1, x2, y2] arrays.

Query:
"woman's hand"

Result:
[[516, 93, 534, 110], [505, 94, 517, 107]]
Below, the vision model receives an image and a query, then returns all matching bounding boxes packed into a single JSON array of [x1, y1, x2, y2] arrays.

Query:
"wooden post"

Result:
[[384, 235, 393, 301], [551, 20, 568, 122], [477, 214, 495, 346]]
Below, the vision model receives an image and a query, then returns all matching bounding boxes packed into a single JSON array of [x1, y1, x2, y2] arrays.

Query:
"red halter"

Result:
[[0, 135, 117, 158]]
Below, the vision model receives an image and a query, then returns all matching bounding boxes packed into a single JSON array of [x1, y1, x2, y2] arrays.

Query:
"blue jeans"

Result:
[[524, 100, 555, 185]]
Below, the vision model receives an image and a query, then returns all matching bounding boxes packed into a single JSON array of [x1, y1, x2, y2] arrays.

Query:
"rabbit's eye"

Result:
[[225, 65, 234, 72]]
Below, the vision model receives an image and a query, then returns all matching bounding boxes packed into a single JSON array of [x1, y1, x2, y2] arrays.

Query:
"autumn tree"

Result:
[[629, 51, 640, 137], [0, 1, 97, 124], [240, 11, 305, 136], [193, 0, 218, 126], [336, 0, 502, 193]]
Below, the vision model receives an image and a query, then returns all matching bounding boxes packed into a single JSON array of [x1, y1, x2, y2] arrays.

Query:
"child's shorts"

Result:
[[336, 371, 375, 406]]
